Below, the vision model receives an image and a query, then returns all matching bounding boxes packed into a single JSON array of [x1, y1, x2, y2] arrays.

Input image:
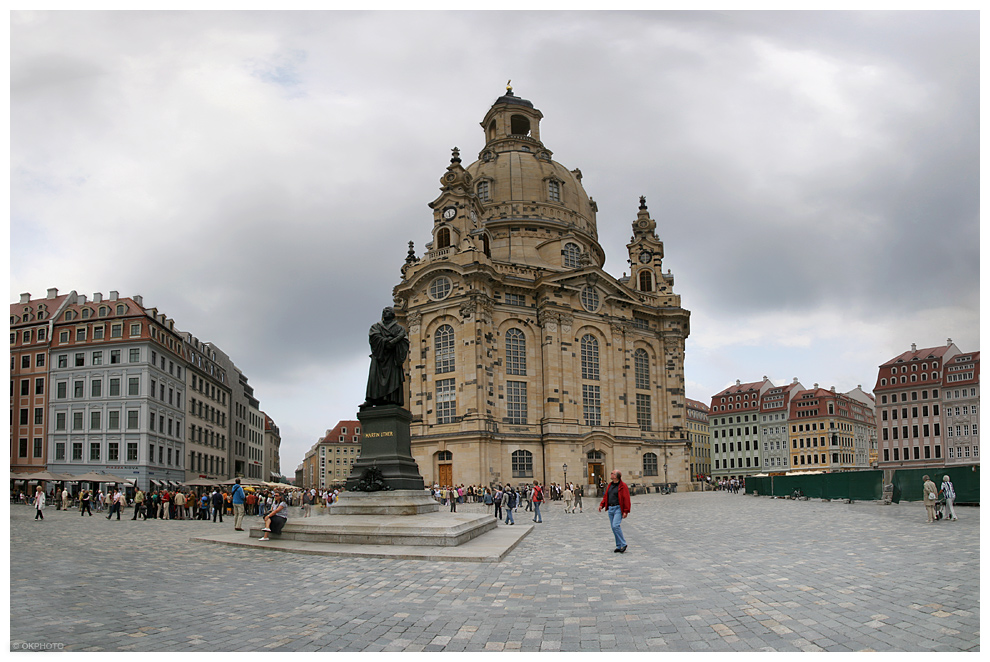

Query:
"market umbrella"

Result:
[[181, 477, 222, 487], [18, 470, 72, 482], [99, 473, 136, 484], [66, 471, 121, 483]]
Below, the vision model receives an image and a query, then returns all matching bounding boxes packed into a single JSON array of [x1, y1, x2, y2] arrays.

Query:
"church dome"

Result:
[[464, 89, 601, 256]]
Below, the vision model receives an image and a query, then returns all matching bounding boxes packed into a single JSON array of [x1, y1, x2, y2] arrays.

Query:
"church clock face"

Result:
[[638, 250, 652, 264], [442, 207, 457, 220]]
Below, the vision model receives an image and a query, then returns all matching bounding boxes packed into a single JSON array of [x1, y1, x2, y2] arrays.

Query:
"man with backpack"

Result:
[[531, 481, 545, 523], [504, 484, 516, 525], [493, 485, 504, 522]]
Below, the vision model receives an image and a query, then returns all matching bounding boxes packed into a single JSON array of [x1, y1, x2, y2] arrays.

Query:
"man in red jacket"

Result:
[[598, 469, 631, 553]]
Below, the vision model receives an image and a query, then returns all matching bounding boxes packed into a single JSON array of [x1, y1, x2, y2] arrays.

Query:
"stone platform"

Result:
[[191, 515, 529, 562], [330, 489, 441, 516]]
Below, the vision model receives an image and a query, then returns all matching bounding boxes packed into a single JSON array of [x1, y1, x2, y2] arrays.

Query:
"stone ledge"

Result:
[[244, 511, 497, 546], [191, 520, 532, 562]]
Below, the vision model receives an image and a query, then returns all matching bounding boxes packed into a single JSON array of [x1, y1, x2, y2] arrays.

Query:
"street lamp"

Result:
[[562, 463, 568, 486]]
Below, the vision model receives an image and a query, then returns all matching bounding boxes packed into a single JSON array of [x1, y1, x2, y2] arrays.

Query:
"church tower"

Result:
[[392, 87, 691, 493]]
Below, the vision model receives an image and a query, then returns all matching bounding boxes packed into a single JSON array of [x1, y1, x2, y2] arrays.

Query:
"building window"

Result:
[[548, 180, 560, 202], [437, 450, 452, 462], [634, 349, 650, 390], [511, 449, 533, 478], [506, 380, 527, 424], [476, 180, 490, 202], [643, 452, 658, 476], [639, 270, 653, 292], [33, 438, 43, 458], [127, 410, 139, 429], [505, 329, 526, 375], [108, 411, 119, 429], [111, 324, 122, 338], [583, 384, 601, 426], [127, 442, 138, 461], [72, 442, 83, 461], [128, 377, 140, 396], [563, 242, 580, 268], [581, 335, 600, 381], [429, 276, 452, 301], [580, 287, 600, 312], [636, 393, 652, 431], [436, 227, 451, 250], [436, 378, 456, 424], [90, 443, 100, 461], [90, 411, 101, 430], [435, 324, 455, 374]]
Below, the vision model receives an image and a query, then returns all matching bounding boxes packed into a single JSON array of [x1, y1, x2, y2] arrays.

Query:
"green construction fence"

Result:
[[744, 465, 979, 504]]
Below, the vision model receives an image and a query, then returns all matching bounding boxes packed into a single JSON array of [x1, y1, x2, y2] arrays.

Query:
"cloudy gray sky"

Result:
[[10, 11, 979, 473]]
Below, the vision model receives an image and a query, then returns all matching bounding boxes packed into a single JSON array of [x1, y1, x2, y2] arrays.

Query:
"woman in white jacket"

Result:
[[33, 485, 46, 520]]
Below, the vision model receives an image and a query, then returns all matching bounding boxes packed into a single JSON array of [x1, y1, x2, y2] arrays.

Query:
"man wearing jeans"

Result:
[[598, 470, 631, 553], [231, 478, 247, 531], [531, 481, 545, 523]]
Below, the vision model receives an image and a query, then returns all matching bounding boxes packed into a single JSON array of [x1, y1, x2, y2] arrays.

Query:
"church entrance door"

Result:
[[588, 463, 604, 496], [438, 464, 453, 486]]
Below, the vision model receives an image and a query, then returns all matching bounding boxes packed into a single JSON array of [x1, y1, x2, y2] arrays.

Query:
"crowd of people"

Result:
[[16, 483, 347, 525]]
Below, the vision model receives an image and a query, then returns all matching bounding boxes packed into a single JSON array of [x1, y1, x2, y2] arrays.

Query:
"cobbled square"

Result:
[[9, 491, 979, 652]]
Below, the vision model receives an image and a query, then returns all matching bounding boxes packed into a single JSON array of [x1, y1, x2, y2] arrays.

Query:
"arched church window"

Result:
[[581, 334, 600, 381], [482, 234, 491, 258], [435, 324, 455, 374], [511, 450, 533, 477], [437, 450, 452, 462], [563, 243, 580, 268], [639, 270, 653, 292], [505, 329, 526, 375], [437, 228, 451, 249], [477, 180, 490, 202], [634, 349, 650, 390], [643, 452, 658, 476], [548, 180, 560, 202], [487, 120, 496, 142]]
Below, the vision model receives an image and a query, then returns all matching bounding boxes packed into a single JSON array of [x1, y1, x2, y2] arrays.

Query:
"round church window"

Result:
[[429, 276, 453, 301], [580, 287, 600, 312]]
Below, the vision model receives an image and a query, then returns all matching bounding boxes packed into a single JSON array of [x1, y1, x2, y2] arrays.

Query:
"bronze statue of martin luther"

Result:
[[363, 306, 409, 408]]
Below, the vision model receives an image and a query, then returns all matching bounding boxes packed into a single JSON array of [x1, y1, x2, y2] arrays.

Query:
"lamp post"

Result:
[[562, 463, 568, 487]]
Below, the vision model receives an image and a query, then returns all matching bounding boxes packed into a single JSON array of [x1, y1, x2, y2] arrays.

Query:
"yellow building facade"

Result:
[[392, 88, 691, 491]]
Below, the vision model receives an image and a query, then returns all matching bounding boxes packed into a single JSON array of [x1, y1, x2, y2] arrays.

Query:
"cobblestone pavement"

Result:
[[9, 491, 979, 652]]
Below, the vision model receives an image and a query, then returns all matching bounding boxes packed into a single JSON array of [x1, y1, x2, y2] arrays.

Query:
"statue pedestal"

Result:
[[345, 405, 426, 492]]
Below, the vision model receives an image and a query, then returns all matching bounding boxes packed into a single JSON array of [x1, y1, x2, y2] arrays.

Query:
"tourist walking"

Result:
[[504, 485, 516, 525], [563, 484, 573, 513], [573, 485, 583, 513], [107, 489, 122, 520], [61, 487, 70, 511], [231, 478, 247, 531], [80, 489, 93, 516], [212, 490, 225, 523], [33, 485, 45, 520], [531, 480, 545, 523], [940, 475, 958, 521], [598, 470, 631, 553], [493, 486, 503, 522], [922, 475, 938, 523], [174, 490, 186, 519], [131, 488, 145, 520]]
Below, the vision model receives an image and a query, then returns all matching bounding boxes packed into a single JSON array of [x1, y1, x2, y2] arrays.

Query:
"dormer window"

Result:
[[476, 180, 490, 202], [563, 242, 580, 268], [548, 180, 560, 202]]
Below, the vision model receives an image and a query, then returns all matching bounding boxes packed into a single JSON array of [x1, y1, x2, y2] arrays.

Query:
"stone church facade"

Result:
[[391, 88, 691, 492]]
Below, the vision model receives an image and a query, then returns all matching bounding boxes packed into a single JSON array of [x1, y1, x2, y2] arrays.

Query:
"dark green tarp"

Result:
[[890, 465, 980, 504], [745, 466, 978, 503]]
